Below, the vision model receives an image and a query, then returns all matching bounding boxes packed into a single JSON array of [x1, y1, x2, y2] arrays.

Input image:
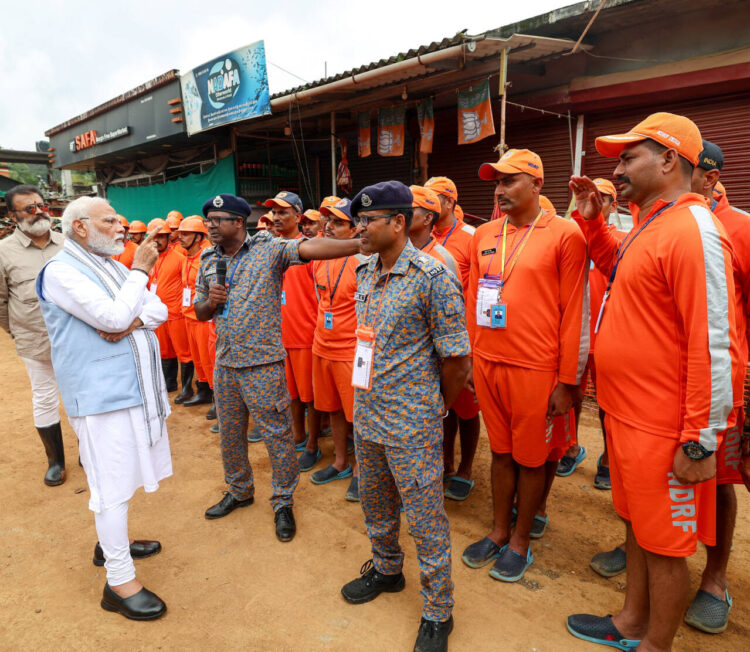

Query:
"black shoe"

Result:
[[37, 423, 65, 486], [205, 402, 216, 420], [100, 583, 166, 621], [93, 540, 162, 567], [414, 616, 454, 652], [183, 381, 213, 407], [341, 559, 405, 604], [204, 492, 254, 519], [173, 362, 194, 404], [161, 357, 178, 392], [274, 506, 296, 542]]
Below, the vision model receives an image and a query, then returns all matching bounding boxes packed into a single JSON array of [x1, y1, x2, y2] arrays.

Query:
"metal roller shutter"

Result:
[[583, 92, 750, 212]]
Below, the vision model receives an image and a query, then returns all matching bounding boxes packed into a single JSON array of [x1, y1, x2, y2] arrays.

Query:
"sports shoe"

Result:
[[414, 615, 454, 652], [341, 559, 405, 604]]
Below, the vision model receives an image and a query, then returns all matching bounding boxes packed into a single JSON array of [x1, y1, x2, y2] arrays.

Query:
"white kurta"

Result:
[[42, 253, 173, 513]]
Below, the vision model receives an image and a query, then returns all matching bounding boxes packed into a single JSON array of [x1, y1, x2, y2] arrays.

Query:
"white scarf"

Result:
[[64, 239, 170, 446]]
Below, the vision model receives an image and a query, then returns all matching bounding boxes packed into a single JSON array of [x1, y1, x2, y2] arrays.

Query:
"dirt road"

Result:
[[1, 337, 747, 651]]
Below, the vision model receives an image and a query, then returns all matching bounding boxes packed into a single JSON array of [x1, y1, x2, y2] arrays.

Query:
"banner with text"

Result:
[[457, 79, 495, 145], [181, 40, 271, 136]]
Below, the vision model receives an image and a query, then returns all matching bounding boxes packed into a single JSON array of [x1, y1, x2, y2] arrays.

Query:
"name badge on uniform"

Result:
[[476, 276, 501, 328], [491, 303, 507, 329], [182, 287, 191, 307], [149, 283, 158, 294], [354, 291, 368, 302], [324, 312, 334, 329], [316, 284, 326, 291], [281, 290, 287, 305], [351, 325, 375, 391]]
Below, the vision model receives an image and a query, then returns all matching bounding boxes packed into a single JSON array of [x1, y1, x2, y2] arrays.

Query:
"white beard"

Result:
[[88, 229, 125, 256], [17, 217, 51, 237]]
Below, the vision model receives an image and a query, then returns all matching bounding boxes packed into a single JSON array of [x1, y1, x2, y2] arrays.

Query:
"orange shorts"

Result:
[[312, 354, 354, 422], [452, 386, 480, 420], [473, 357, 557, 467], [717, 406, 743, 485], [184, 318, 214, 388], [285, 347, 313, 403], [547, 408, 577, 462], [606, 415, 716, 557], [156, 317, 191, 362]]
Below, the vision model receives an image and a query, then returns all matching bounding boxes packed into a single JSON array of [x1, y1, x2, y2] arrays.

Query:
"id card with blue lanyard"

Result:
[[323, 257, 349, 329], [219, 253, 244, 318], [594, 201, 674, 333]]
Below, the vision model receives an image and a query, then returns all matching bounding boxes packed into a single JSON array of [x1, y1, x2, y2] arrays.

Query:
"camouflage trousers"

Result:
[[355, 433, 453, 621], [214, 361, 299, 510]]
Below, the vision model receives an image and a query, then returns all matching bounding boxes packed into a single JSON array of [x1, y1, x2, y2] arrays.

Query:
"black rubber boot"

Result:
[[174, 362, 195, 404], [37, 423, 66, 486], [161, 357, 178, 392], [183, 381, 213, 407]]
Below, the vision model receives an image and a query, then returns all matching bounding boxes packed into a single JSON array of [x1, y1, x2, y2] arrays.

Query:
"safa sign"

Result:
[[181, 40, 271, 136]]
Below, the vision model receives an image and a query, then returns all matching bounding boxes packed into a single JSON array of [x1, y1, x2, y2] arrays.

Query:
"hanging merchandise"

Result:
[[457, 79, 496, 145], [377, 106, 406, 157], [357, 112, 372, 158], [337, 138, 352, 195], [417, 99, 435, 154]]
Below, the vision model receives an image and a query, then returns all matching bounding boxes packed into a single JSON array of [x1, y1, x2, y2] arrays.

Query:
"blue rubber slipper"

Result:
[[462, 538, 505, 569], [298, 448, 321, 472], [530, 514, 549, 539], [566, 614, 640, 650], [347, 438, 355, 455], [319, 427, 332, 438], [489, 546, 533, 582], [684, 588, 733, 634], [311, 464, 353, 485], [556, 446, 587, 477], [295, 437, 308, 452], [247, 426, 263, 443], [444, 476, 475, 501], [594, 454, 611, 490]]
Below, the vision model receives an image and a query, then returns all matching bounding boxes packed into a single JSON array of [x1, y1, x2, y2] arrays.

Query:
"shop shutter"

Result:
[[583, 91, 750, 212]]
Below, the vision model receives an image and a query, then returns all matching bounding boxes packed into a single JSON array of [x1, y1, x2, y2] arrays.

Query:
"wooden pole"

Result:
[[330, 112, 336, 196], [498, 49, 509, 153]]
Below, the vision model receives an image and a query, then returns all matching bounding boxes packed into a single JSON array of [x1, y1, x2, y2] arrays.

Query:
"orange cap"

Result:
[[592, 178, 617, 199], [454, 204, 464, 222], [166, 215, 181, 230], [258, 211, 273, 226], [595, 112, 702, 165], [118, 215, 129, 228], [167, 210, 183, 222], [479, 149, 544, 181], [410, 185, 441, 213], [301, 209, 322, 222], [177, 216, 208, 235], [319, 196, 341, 211], [424, 176, 458, 200], [539, 195, 555, 212], [147, 218, 171, 235], [129, 220, 147, 234]]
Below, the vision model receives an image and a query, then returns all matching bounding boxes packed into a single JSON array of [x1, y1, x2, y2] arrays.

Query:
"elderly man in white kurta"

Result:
[[37, 196, 171, 621]]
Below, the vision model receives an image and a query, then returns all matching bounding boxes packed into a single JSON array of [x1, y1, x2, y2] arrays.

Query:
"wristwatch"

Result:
[[682, 441, 714, 460]]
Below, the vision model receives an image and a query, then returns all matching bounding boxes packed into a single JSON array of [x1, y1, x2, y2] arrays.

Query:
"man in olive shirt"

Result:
[[0, 185, 65, 485]]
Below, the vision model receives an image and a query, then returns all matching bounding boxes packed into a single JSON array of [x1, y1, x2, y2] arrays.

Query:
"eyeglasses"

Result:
[[358, 212, 399, 226], [77, 216, 120, 227], [13, 203, 49, 216], [206, 216, 240, 226]]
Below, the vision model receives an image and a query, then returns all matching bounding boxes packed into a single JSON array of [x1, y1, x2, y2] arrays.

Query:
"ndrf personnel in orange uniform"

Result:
[[112, 216, 138, 269], [128, 220, 147, 244], [146, 219, 194, 398], [425, 176, 481, 501], [408, 186, 459, 281], [566, 113, 739, 651], [683, 140, 750, 634], [462, 149, 588, 583]]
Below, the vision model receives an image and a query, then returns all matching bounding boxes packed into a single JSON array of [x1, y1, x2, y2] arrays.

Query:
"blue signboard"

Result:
[[181, 40, 271, 136]]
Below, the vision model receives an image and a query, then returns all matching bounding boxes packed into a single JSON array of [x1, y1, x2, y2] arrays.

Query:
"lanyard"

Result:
[[484, 211, 542, 288], [326, 257, 349, 307], [151, 252, 167, 282], [603, 201, 675, 296], [440, 219, 459, 246], [711, 198, 719, 211], [181, 252, 201, 287]]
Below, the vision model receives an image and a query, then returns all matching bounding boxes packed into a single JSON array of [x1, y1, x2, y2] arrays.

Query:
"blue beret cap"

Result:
[[202, 193, 251, 219], [351, 181, 413, 220]]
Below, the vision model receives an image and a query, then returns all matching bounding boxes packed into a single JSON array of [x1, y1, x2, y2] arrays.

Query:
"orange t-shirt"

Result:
[[311, 255, 360, 361], [181, 240, 211, 320], [432, 218, 475, 296], [148, 248, 185, 321], [281, 235, 317, 349], [587, 194, 740, 447], [466, 208, 589, 385], [419, 236, 462, 287], [113, 240, 137, 269], [169, 242, 187, 257]]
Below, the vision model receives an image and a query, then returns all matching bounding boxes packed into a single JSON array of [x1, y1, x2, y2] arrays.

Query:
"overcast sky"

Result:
[[0, 0, 571, 150]]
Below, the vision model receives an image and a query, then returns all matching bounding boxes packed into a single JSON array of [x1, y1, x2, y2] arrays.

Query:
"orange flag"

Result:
[[457, 79, 495, 145], [357, 112, 371, 158], [417, 99, 434, 154], [377, 107, 405, 157]]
